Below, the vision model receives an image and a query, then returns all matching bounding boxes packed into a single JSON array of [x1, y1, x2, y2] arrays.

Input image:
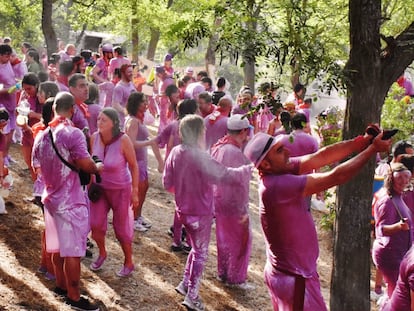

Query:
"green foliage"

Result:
[[315, 107, 344, 148], [381, 83, 414, 142]]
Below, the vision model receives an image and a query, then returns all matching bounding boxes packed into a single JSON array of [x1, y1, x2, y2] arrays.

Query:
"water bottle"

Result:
[[16, 98, 30, 126]]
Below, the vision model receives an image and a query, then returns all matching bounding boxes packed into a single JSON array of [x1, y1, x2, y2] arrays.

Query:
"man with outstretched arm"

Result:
[[243, 129, 392, 311]]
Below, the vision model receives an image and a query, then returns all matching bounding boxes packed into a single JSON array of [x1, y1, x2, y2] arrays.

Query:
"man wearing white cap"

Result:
[[210, 114, 253, 289], [243, 129, 392, 310]]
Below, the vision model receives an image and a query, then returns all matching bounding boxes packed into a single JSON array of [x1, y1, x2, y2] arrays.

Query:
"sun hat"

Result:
[[244, 132, 283, 168], [101, 43, 113, 53], [227, 114, 250, 131], [185, 66, 194, 74]]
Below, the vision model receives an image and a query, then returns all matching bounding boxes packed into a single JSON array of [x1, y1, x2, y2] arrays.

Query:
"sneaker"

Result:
[[171, 244, 184, 252], [86, 238, 94, 249], [370, 290, 382, 301], [65, 296, 100, 311], [116, 265, 134, 277], [53, 287, 67, 298], [227, 282, 255, 290], [134, 220, 148, 232], [182, 295, 205, 311], [137, 216, 152, 229], [90, 256, 106, 271], [181, 242, 191, 254], [175, 281, 188, 296], [37, 266, 47, 274], [45, 271, 56, 281]]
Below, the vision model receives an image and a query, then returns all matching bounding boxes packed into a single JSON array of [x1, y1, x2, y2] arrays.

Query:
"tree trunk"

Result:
[[131, 0, 139, 63], [146, 28, 160, 62], [41, 0, 57, 57], [331, 1, 414, 310], [205, 18, 220, 84]]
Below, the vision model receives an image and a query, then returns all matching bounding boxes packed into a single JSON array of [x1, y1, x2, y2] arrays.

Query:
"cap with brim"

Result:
[[244, 133, 283, 168], [227, 114, 250, 130]]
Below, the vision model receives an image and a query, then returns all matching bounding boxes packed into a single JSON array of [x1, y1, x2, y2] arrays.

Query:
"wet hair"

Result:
[[59, 60, 75, 76], [165, 84, 179, 98], [114, 46, 123, 55], [21, 42, 32, 50], [54, 92, 75, 113], [197, 71, 208, 79], [291, 112, 307, 130], [200, 77, 212, 88], [39, 81, 59, 99], [27, 49, 40, 63], [42, 97, 55, 124], [198, 91, 212, 103], [126, 92, 146, 117], [37, 71, 49, 83], [400, 154, 414, 173], [0, 44, 12, 55], [179, 114, 204, 146], [85, 83, 99, 105], [177, 99, 197, 119], [304, 98, 312, 105], [72, 55, 83, 73], [101, 107, 121, 137], [393, 140, 413, 158], [294, 83, 305, 93], [68, 73, 86, 88], [48, 53, 60, 65], [216, 77, 226, 89], [120, 63, 132, 76], [22, 72, 40, 87], [384, 162, 410, 195]]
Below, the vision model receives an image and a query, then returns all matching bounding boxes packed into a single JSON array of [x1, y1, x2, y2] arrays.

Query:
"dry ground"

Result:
[[0, 123, 376, 310]]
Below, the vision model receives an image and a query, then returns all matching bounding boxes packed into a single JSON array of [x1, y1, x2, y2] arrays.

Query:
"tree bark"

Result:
[[131, 0, 139, 63], [331, 1, 414, 310], [41, 0, 57, 58], [146, 28, 160, 62]]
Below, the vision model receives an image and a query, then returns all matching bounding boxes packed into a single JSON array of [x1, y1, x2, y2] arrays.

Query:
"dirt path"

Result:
[[0, 125, 373, 310]]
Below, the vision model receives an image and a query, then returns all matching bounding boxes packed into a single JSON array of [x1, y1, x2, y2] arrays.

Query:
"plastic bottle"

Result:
[[16, 98, 30, 126]]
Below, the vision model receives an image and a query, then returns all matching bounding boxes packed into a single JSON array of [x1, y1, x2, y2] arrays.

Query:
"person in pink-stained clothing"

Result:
[[68, 74, 90, 132], [204, 95, 232, 151], [32, 92, 101, 310], [112, 64, 137, 129], [84, 83, 102, 135], [156, 65, 175, 134], [163, 114, 252, 311], [210, 114, 253, 289], [89, 107, 139, 277], [243, 128, 392, 311], [108, 46, 130, 82], [281, 112, 318, 158]]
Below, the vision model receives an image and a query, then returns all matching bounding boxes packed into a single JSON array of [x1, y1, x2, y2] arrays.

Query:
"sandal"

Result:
[[90, 256, 106, 271]]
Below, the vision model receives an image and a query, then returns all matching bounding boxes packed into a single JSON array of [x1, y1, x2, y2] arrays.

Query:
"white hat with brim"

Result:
[[244, 133, 283, 168]]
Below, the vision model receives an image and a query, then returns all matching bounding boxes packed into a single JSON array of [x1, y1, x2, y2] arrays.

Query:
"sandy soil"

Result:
[[0, 123, 376, 310]]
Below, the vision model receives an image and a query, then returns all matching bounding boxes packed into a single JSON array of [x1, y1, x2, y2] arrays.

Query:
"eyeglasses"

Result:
[[256, 136, 274, 165]]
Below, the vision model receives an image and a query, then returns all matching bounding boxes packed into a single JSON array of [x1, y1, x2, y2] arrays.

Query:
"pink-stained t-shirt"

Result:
[[184, 82, 205, 100], [108, 57, 131, 76], [32, 121, 90, 214], [71, 104, 89, 131], [204, 113, 228, 151], [163, 144, 251, 216], [86, 103, 102, 135], [0, 61, 17, 112], [125, 115, 149, 164], [112, 81, 136, 126], [259, 159, 319, 277], [210, 136, 251, 216], [281, 130, 319, 157], [91, 132, 131, 189]]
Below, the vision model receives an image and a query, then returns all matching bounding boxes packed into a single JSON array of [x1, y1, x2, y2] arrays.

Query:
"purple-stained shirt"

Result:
[[184, 82, 205, 100], [163, 144, 251, 216], [383, 246, 414, 311], [56, 80, 69, 92], [204, 114, 228, 151], [0, 61, 17, 112], [125, 115, 149, 163], [112, 81, 136, 127], [158, 76, 175, 95], [86, 103, 102, 135], [12, 62, 27, 80], [108, 57, 131, 76], [259, 159, 319, 277], [94, 58, 109, 82], [373, 194, 413, 271], [210, 138, 251, 216], [281, 130, 319, 157], [91, 132, 131, 189], [32, 123, 90, 214], [71, 104, 89, 131], [156, 120, 180, 157]]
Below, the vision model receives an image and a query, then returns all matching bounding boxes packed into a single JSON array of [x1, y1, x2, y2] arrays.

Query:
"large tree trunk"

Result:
[[41, 0, 57, 57], [205, 18, 220, 84], [146, 28, 160, 61], [330, 1, 414, 310], [131, 0, 139, 63]]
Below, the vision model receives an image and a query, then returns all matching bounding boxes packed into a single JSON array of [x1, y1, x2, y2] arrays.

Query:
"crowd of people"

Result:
[[0, 35, 413, 311]]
